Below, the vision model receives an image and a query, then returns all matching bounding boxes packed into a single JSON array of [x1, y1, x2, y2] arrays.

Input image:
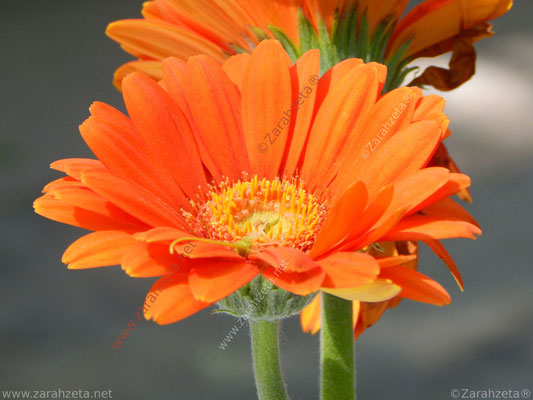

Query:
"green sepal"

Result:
[[333, 3, 358, 60], [251, 26, 271, 42], [382, 39, 413, 92], [267, 25, 301, 63], [229, 43, 250, 54], [355, 12, 370, 61], [317, 15, 339, 74], [389, 65, 419, 92], [298, 9, 320, 53], [217, 275, 316, 321], [370, 242, 386, 253], [244, 7, 417, 93], [368, 16, 395, 62]]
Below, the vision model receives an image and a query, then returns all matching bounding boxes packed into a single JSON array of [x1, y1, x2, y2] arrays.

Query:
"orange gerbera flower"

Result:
[[34, 41, 480, 325], [107, 0, 512, 90]]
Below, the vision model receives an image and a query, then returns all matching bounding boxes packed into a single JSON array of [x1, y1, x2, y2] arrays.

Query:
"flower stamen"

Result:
[[184, 176, 327, 252]]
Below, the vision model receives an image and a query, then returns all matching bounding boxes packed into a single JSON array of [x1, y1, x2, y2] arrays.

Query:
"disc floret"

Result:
[[184, 176, 327, 252]]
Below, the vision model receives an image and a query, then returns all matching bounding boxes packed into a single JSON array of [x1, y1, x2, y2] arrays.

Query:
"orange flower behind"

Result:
[[34, 41, 480, 325], [107, 0, 512, 90]]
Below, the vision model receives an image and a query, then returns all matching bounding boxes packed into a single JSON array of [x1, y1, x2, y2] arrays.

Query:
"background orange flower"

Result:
[[107, 0, 512, 90]]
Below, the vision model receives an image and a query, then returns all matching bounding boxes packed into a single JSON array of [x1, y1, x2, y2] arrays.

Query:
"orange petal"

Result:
[[249, 246, 320, 273], [413, 94, 446, 117], [350, 120, 442, 195], [319, 252, 380, 289], [300, 293, 321, 334], [310, 182, 368, 258], [383, 219, 481, 241], [121, 72, 207, 199], [376, 255, 418, 268], [133, 228, 243, 261], [346, 207, 407, 251], [428, 144, 472, 202], [314, 58, 364, 109], [385, 167, 452, 216], [133, 227, 191, 243], [412, 95, 449, 136], [301, 64, 380, 192], [155, 0, 253, 51], [343, 87, 422, 163], [222, 53, 251, 90], [262, 267, 325, 296], [380, 266, 451, 306], [354, 300, 388, 339], [50, 158, 105, 180], [423, 239, 464, 290], [332, 87, 423, 196], [281, 49, 321, 176], [80, 168, 187, 229], [33, 194, 147, 232], [144, 273, 212, 324], [189, 260, 259, 302], [113, 60, 163, 91], [358, 0, 409, 33], [62, 231, 136, 269], [80, 101, 189, 210], [250, 247, 325, 296], [382, 200, 481, 241], [43, 179, 148, 229], [106, 19, 225, 61], [161, 57, 225, 182], [43, 177, 80, 194], [411, 173, 471, 213], [237, 0, 299, 42], [181, 55, 250, 179], [241, 40, 292, 178], [141, 1, 166, 22], [420, 197, 480, 228], [304, 0, 343, 32], [390, 0, 513, 57], [337, 184, 394, 248], [322, 279, 401, 302], [184, 244, 245, 261], [121, 241, 184, 278]]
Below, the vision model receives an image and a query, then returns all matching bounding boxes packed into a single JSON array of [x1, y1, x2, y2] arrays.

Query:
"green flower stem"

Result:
[[250, 319, 289, 400], [320, 292, 356, 400]]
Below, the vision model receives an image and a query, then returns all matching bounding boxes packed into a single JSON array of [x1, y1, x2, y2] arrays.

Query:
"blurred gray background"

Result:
[[1, 1, 532, 399]]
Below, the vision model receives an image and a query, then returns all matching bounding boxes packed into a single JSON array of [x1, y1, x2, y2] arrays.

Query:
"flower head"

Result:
[[107, 0, 512, 90], [34, 41, 480, 324]]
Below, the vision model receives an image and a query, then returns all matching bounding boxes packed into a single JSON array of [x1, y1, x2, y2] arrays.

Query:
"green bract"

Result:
[[253, 5, 417, 92], [217, 275, 316, 321]]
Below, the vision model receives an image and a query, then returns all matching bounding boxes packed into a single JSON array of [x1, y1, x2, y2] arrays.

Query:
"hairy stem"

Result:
[[320, 292, 356, 400], [250, 319, 290, 400]]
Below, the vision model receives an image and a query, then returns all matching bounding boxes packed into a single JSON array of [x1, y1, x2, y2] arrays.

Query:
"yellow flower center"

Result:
[[184, 176, 327, 251]]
